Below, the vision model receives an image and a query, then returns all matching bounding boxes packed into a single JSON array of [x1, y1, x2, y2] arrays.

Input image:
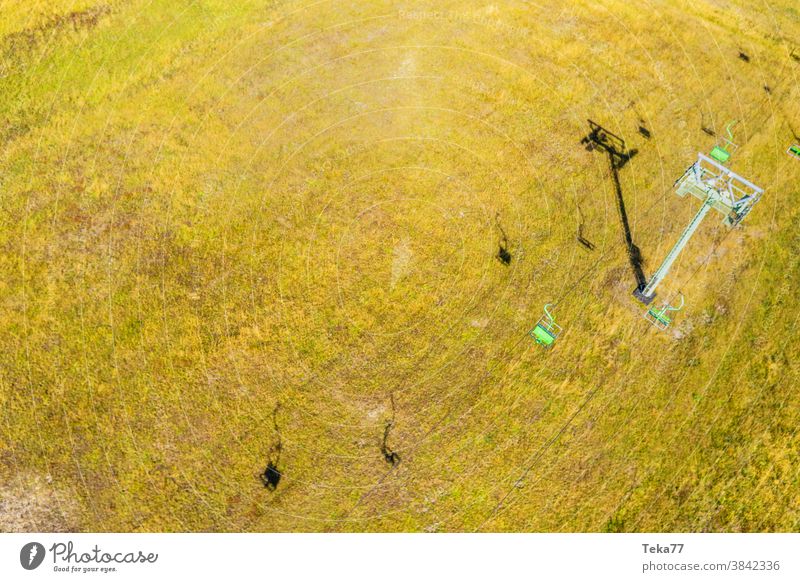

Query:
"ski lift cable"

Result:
[[481, 199, 748, 528], [478, 59, 795, 529]]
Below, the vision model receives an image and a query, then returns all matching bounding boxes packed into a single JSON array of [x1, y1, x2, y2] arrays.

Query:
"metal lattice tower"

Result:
[[635, 153, 764, 304]]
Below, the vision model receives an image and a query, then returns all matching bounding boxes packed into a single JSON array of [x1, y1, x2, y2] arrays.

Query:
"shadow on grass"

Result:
[[260, 404, 283, 491], [495, 212, 512, 266], [576, 204, 596, 251], [381, 393, 400, 466], [581, 120, 646, 291]]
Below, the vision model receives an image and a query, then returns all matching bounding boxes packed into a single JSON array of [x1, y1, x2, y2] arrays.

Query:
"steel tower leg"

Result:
[[635, 198, 713, 303]]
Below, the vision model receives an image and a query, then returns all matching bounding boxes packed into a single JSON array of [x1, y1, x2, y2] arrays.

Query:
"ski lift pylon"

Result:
[[529, 303, 562, 348], [644, 294, 684, 331]]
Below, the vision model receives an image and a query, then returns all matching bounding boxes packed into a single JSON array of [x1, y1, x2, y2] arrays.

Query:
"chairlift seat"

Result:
[[644, 294, 683, 331], [530, 318, 561, 348], [709, 145, 731, 164], [709, 122, 738, 165], [644, 308, 671, 331]]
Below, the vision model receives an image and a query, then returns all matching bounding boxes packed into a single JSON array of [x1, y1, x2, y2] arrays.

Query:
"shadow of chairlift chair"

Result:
[[788, 144, 800, 161], [709, 121, 738, 164], [529, 303, 562, 348], [644, 294, 684, 331]]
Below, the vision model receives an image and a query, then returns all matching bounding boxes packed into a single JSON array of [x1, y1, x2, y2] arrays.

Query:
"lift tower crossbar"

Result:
[[634, 153, 763, 304]]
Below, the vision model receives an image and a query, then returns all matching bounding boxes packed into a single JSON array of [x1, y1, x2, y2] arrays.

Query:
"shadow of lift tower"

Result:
[[633, 152, 764, 305], [581, 120, 646, 292]]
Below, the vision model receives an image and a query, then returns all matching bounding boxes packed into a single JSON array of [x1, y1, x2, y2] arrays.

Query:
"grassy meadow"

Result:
[[1, 0, 799, 532]]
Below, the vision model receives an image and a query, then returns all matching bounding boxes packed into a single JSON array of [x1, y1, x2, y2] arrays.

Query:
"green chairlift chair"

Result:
[[709, 121, 737, 164], [529, 303, 562, 348], [788, 144, 800, 161], [644, 294, 684, 331]]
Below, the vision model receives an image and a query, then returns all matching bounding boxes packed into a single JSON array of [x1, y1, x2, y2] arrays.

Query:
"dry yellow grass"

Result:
[[0, 0, 799, 532]]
